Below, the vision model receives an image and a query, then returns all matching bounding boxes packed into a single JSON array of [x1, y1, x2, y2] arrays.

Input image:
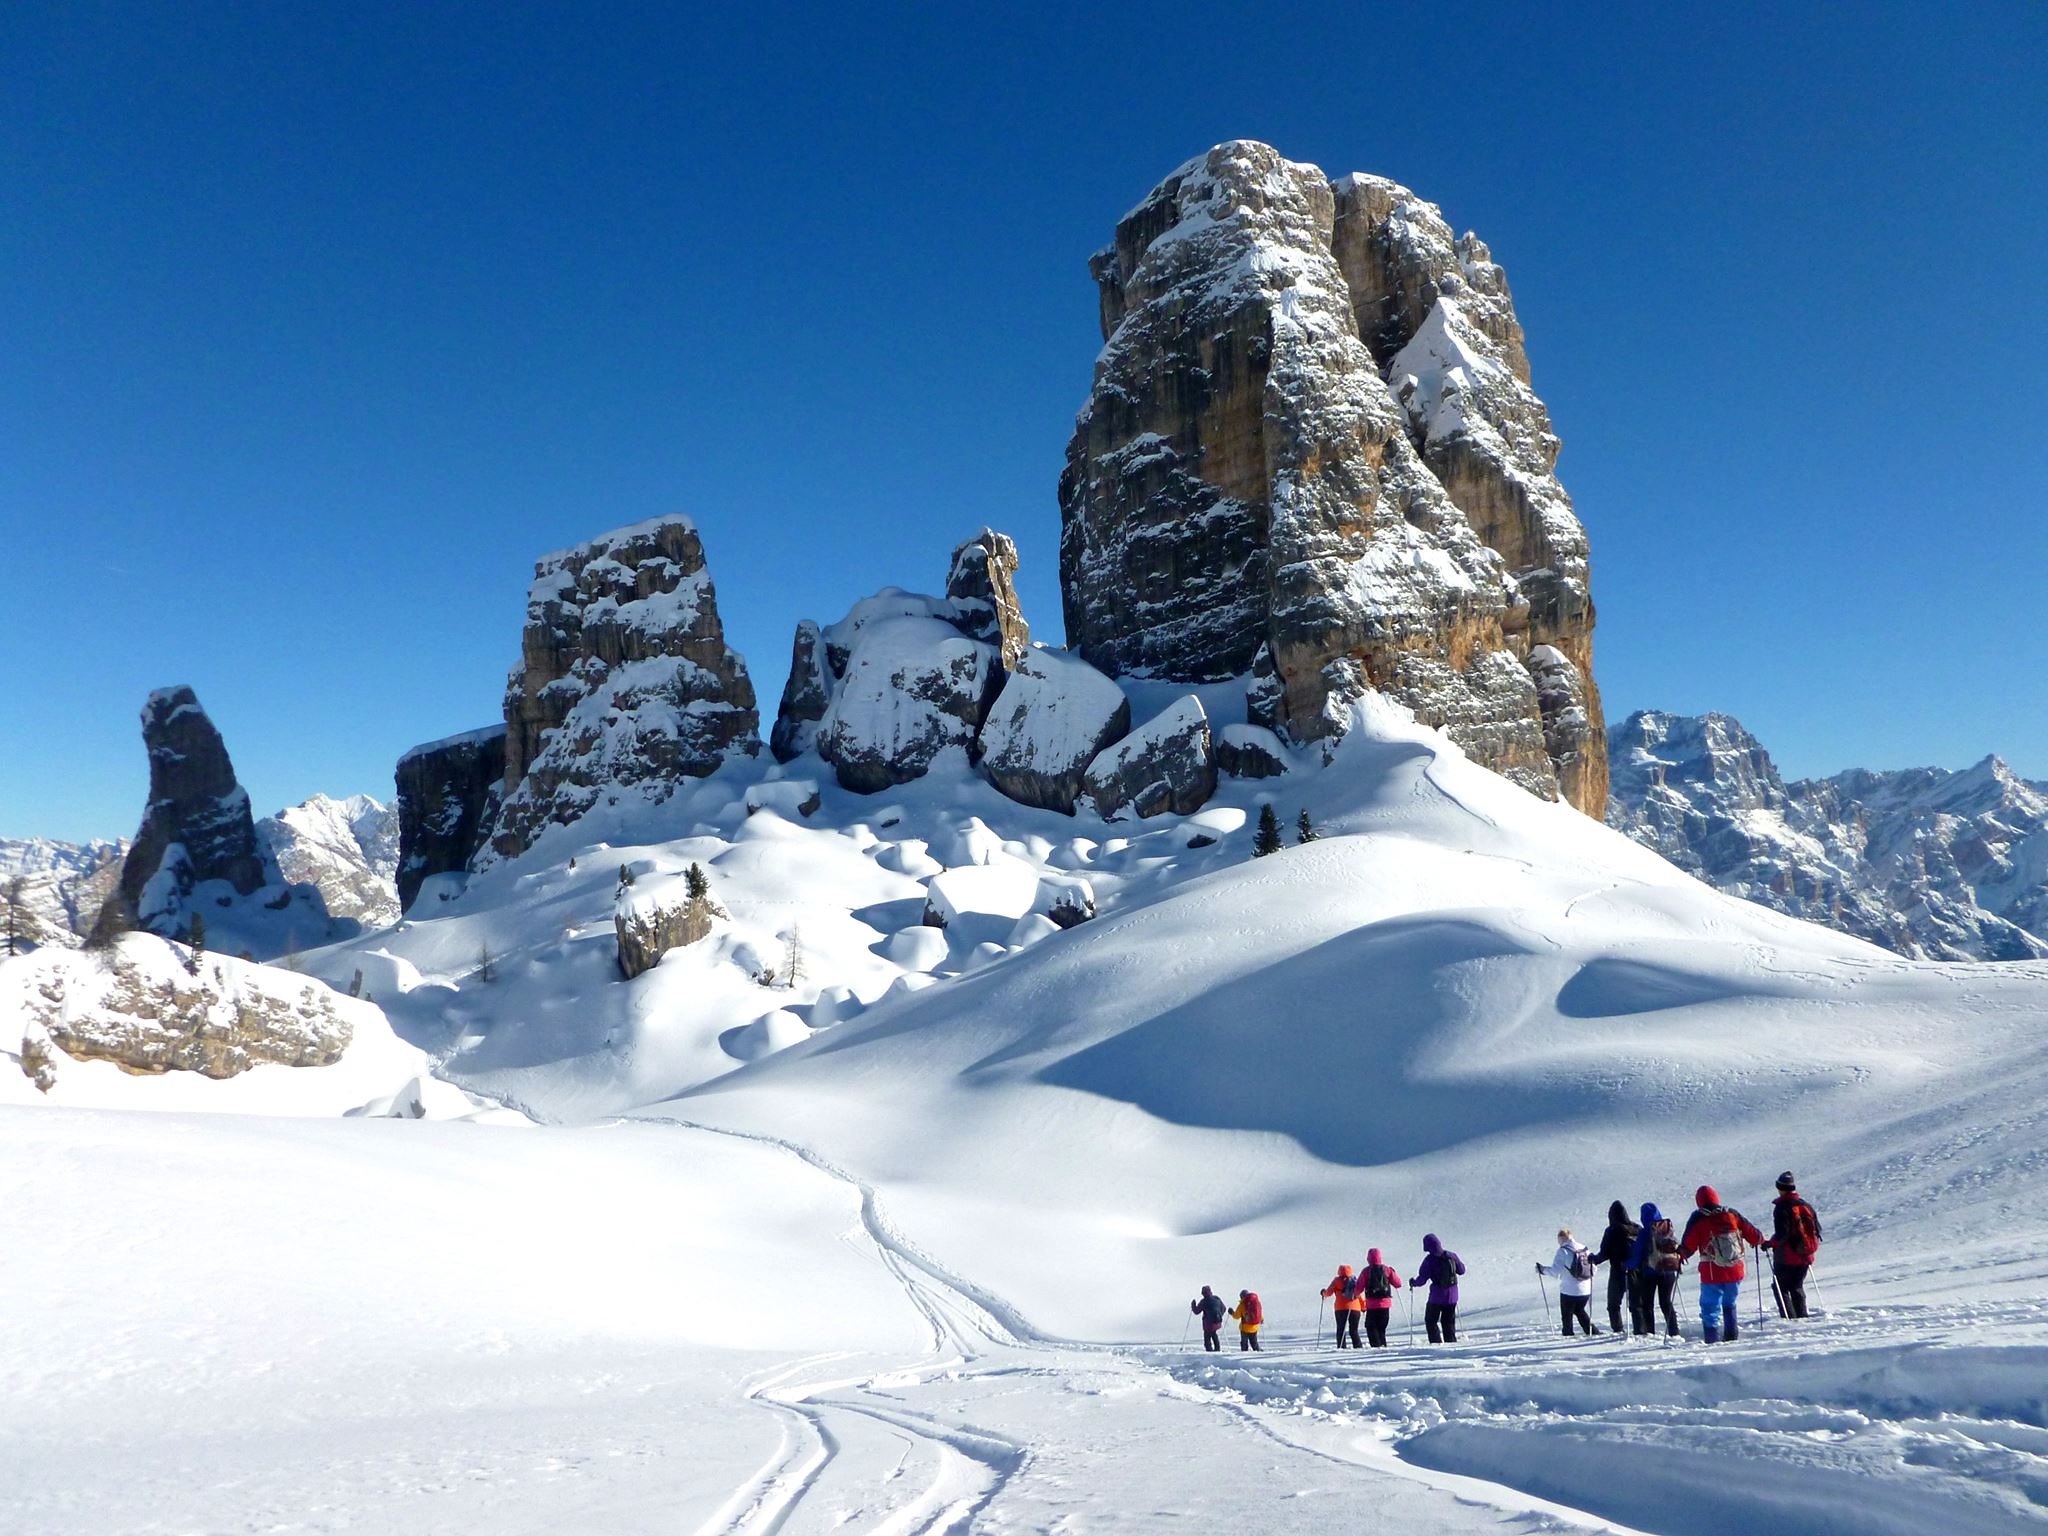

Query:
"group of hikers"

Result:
[[1190, 1173, 1824, 1351]]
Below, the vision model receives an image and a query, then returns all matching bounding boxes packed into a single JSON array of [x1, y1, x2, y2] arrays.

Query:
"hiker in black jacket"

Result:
[[1594, 1199, 1639, 1334], [1191, 1286, 1228, 1351]]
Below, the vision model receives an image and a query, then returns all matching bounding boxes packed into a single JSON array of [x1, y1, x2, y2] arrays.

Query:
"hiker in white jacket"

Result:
[[1537, 1227, 1601, 1336]]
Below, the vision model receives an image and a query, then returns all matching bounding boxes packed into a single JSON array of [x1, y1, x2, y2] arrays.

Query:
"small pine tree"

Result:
[[1295, 809, 1319, 845], [183, 911, 207, 973], [347, 968, 364, 998], [476, 942, 495, 983], [685, 863, 710, 902], [781, 926, 805, 989], [618, 863, 636, 888], [1253, 803, 1283, 857]]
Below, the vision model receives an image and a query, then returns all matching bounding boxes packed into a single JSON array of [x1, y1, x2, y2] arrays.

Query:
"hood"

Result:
[[1640, 1202, 1663, 1225], [1697, 1185, 1721, 1208], [1336, 1264, 1353, 1277], [1239, 1290, 1250, 1298], [1367, 1247, 1383, 1265], [1423, 1233, 1442, 1254], [1200, 1286, 1213, 1296], [1609, 1200, 1629, 1224]]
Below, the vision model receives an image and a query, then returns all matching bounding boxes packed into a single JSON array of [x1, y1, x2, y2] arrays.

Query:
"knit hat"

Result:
[[1776, 1171, 1797, 1191]]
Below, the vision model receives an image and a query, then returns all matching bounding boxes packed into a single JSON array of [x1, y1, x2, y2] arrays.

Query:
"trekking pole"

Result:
[[1535, 1270, 1551, 1333], [1754, 1247, 1764, 1327], [1405, 1286, 1414, 1346], [1181, 1309, 1193, 1347], [1317, 1294, 1327, 1350]]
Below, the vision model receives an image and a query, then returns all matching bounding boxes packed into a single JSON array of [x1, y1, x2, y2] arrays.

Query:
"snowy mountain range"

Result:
[[1607, 709, 2048, 961], [3, 792, 398, 953]]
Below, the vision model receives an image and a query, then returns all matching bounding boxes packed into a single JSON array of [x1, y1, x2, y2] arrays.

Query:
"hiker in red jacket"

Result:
[[1679, 1184, 1765, 1342], [1761, 1171, 1823, 1318]]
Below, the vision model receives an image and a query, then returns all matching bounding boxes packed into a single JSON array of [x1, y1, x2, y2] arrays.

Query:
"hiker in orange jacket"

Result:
[[1679, 1184, 1765, 1343], [1228, 1289, 1264, 1351], [1322, 1264, 1365, 1348]]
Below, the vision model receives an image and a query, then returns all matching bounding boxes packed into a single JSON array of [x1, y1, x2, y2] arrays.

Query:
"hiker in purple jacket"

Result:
[[1411, 1233, 1466, 1343]]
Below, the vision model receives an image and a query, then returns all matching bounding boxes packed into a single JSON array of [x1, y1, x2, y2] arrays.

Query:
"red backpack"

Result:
[[1241, 1292, 1263, 1326]]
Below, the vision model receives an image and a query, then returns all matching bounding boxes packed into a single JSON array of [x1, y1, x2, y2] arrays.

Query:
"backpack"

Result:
[[1361, 1264, 1393, 1301], [1568, 1245, 1596, 1282], [1435, 1250, 1460, 1287], [1651, 1220, 1682, 1273], [1699, 1208, 1745, 1268], [1785, 1198, 1821, 1256], [1241, 1292, 1263, 1326]]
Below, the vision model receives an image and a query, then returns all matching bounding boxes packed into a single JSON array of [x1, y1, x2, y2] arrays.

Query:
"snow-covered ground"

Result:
[[6, 699, 2047, 1532]]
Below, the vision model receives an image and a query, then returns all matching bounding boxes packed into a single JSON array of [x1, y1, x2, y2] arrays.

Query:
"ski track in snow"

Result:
[[648, 1114, 1667, 1534]]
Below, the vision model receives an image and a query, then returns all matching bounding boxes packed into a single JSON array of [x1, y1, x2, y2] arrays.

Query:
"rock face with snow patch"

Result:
[[975, 648, 1131, 814], [491, 518, 759, 858], [394, 727, 507, 910], [258, 794, 399, 929], [15, 933, 352, 1082], [1059, 141, 1603, 814], [90, 688, 275, 945], [1085, 697, 1218, 820], [944, 528, 1031, 669], [769, 621, 833, 763], [1606, 709, 2048, 961]]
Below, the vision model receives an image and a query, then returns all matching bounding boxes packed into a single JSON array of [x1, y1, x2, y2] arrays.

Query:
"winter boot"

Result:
[[1701, 1324, 1720, 1344], [1725, 1318, 1739, 1343]]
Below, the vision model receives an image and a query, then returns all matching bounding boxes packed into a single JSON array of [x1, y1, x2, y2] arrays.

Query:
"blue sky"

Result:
[[5, 4, 2045, 841]]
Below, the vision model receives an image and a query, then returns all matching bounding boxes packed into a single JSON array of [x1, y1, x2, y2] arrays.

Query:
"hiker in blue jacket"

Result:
[[1627, 1201, 1684, 1336]]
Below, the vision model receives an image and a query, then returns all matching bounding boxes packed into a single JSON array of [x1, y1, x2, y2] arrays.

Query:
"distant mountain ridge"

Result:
[[1606, 709, 2048, 961]]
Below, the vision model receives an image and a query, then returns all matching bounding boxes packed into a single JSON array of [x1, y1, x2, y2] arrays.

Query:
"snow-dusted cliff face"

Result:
[[1060, 140, 1604, 816], [257, 794, 400, 929], [1607, 709, 2048, 961], [491, 517, 759, 861]]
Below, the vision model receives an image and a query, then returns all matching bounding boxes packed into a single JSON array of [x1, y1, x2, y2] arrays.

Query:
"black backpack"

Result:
[[1360, 1264, 1393, 1301]]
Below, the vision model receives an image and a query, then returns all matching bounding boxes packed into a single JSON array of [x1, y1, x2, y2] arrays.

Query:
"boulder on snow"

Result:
[[614, 879, 718, 980], [745, 779, 822, 819], [922, 859, 1044, 929], [15, 932, 352, 1082], [1033, 872, 1097, 927], [815, 614, 1000, 794], [976, 648, 1132, 815], [881, 925, 950, 972], [1215, 723, 1289, 780], [1084, 697, 1218, 820]]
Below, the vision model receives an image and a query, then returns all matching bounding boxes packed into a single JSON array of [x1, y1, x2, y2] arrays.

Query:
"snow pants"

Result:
[[1606, 1263, 1630, 1331], [1424, 1302, 1457, 1343], [1700, 1279, 1741, 1342], [1334, 1310, 1362, 1347], [1632, 1270, 1679, 1335], [1364, 1309, 1391, 1348], [1561, 1294, 1596, 1336], [1774, 1261, 1811, 1318], [1202, 1327, 1221, 1352]]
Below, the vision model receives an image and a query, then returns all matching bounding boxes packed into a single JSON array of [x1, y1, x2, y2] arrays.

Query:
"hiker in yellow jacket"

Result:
[[1228, 1289, 1264, 1351]]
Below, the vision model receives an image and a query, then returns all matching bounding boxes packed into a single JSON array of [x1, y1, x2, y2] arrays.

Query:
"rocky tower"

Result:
[[1060, 142, 1606, 816], [490, 517, 759, 859], [91, 687, 272, 943], [393, 726, 506, 909]]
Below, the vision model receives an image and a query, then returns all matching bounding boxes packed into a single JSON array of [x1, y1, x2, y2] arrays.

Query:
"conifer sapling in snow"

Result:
[[1296, 809, 1319, 844], [2, 874, 24, 956], [183, 911, 207, 974], [1253, 803, 1283, 857]]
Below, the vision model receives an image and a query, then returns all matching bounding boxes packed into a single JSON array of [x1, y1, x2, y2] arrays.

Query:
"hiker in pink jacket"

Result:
[[1355, 1247, 1403, 1347]]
